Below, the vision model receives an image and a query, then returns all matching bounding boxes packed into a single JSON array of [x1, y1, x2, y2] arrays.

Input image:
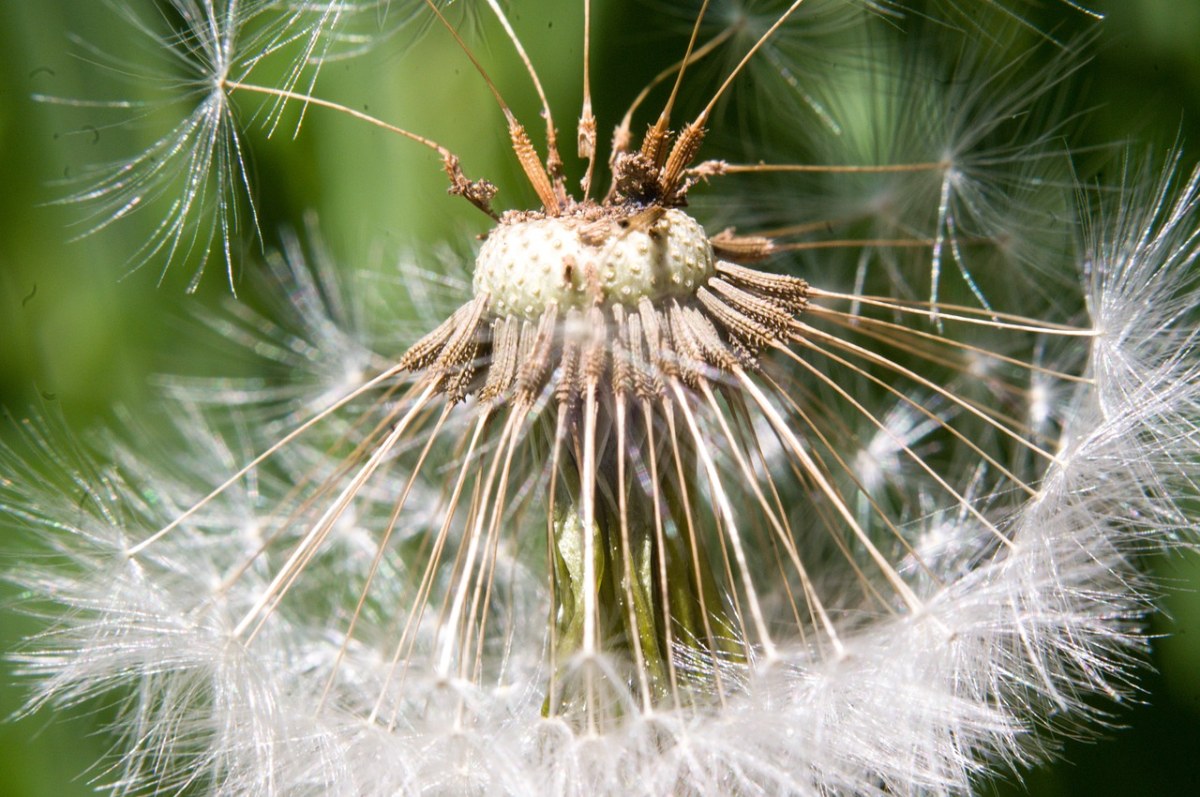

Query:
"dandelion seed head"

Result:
[[473, 208, 716, 318], [8, 1, 1200, 795]]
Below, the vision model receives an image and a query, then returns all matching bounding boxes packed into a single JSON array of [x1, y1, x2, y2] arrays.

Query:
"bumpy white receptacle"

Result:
[[473, 208, 715, 318]]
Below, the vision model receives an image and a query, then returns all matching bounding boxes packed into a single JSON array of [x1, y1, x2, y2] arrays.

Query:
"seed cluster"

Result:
[[408, 231, 811, 405]]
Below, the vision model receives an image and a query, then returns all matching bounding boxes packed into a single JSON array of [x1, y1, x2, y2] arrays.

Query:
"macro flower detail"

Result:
[[6, 1, 1200, 796]]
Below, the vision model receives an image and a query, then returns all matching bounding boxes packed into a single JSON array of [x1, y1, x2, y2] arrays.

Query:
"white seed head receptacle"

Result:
[[473, 208, 715, 318]]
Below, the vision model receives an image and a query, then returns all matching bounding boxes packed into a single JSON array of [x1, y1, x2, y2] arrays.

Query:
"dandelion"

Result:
[[6, 1, 1200, 796]]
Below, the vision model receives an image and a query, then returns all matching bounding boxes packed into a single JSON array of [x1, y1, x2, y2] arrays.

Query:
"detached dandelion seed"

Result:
[[6, 1, 1200, 796]]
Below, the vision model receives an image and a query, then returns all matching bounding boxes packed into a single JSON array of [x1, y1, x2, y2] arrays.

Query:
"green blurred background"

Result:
[[2, 1, 1199, 794]]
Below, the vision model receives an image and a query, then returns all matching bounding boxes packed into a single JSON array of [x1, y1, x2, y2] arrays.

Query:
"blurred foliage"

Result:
[[1, 0, 1199, 794]]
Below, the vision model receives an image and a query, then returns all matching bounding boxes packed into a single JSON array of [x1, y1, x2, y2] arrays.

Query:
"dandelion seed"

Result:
[[39, 0, 414, 290], [7, 2, 1200, 796]]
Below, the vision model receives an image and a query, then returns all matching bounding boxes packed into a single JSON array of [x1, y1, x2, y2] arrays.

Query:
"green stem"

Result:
[[542, 402, 741, 720]]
